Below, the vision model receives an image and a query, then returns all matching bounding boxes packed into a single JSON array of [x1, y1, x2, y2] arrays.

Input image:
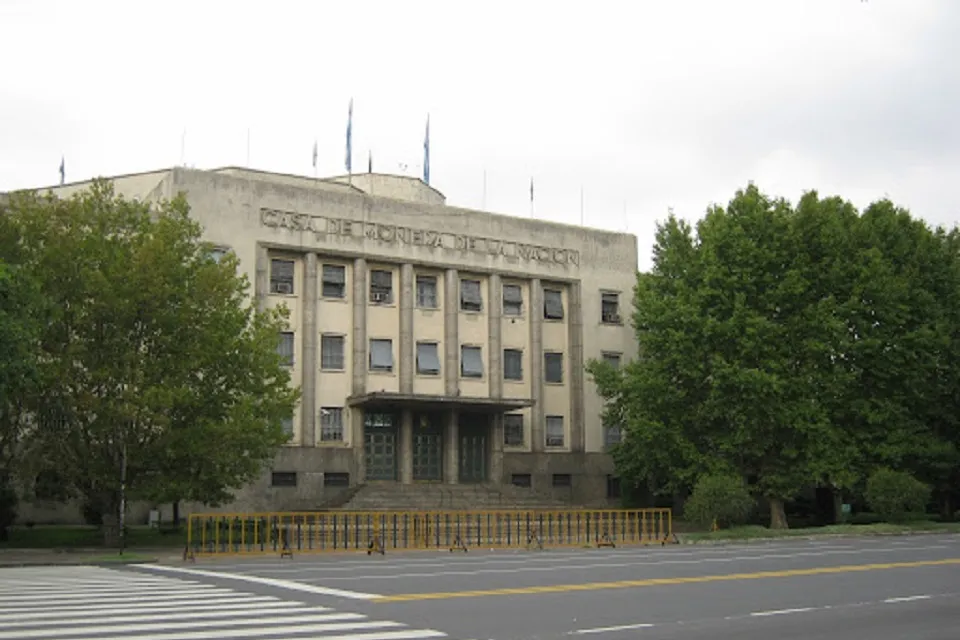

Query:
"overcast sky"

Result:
[[2, 0, 957, 270]]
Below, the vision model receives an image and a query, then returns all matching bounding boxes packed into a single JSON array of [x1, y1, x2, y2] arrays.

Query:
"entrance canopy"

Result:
[[347, 391, 533, 414]]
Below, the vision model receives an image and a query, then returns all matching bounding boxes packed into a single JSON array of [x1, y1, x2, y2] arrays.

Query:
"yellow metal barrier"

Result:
[[186, 508, 673, 557]]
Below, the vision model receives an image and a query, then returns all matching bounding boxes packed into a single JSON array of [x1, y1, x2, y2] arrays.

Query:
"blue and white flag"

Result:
[[423, 114, 430, 185], [345, 98, 353, 174], [59, 156, 65, 185]]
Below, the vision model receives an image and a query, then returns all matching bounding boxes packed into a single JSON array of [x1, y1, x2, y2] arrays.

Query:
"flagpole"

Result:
[[482, 169, 487, 210], [246, 128, 251, 166], [580, 186, 584, 226], [180, 128, 186, 166], [529, 177, 534, 218]]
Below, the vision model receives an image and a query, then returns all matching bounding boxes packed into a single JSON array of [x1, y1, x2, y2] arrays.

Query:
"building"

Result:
[[19, 166, 637, 519]]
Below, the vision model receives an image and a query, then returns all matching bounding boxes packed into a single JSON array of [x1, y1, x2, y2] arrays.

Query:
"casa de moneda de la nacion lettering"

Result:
[[260, 207, 581, 267]]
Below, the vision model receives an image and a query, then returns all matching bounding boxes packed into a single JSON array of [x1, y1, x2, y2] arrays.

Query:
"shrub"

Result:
[[684, 472, 755, 529], [865, 469, 930, 523]]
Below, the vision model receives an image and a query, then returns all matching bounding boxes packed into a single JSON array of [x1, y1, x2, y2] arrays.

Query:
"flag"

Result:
[[312, 140, 318, 168], [530, 177, 534, 202], [423, 114, 430, 185], [345, 98, 353, 174], [368, 150, 373, 173], [59, 156, 65, 185]]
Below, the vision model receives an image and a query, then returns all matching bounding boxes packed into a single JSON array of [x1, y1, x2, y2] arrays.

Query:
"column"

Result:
[[351, 258, 368, 396], [351, 409, 365, 482], [529, 278, 544, 452], [254, 244, 269, 312], [444, 409, 459, 484], [301, 253, 318, 447], [488, 273, 503, 399], [568, 281, 585, 453], [489, 413, 505, 484], [443, 269, 459, 396], [399, 263, 415, 395], [400, 409, 414, 484]]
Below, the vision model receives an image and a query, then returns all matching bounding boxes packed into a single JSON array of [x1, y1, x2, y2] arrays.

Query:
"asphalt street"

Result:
[[122, 533, 960, 640]]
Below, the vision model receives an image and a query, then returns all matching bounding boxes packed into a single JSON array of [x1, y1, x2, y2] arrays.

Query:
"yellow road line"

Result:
[[372, 557, 960, 603]]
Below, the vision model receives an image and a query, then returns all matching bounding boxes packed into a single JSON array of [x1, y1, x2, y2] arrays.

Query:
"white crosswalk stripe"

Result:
[[0, 566, 449, 640]]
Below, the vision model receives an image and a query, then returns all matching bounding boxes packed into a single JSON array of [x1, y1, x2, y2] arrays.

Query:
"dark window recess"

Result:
[[320, 334, 345, 370], [545, 416, 564, 447], [503, 349, 523, 381], [271, 471, 297, 487], [503, 414, 524, 446], [369, 339, 394, 372], [417, 275, 438, 308], [277, 332, 294, 366], [552, 473, 572, 488], [280, 416, 294, 438], [502, 284, 523, 316], [320, 407, 344, 441], [601, 293, 621, 323], [370, 270, 393, 304], [460, 279, 483, 312], [544, 352, 564, 383], [322, 265, 346, 298], [607, 475, 622, 499], [270, 259, 295, 295], [543, 288, 564, 320], [511, 473, 532, 488], [604, 424, 622, 450], [324, 472, 350, 487], [461, 345, 484, 378], [416, 342, 441, 375], [602, 352, 621, 369]]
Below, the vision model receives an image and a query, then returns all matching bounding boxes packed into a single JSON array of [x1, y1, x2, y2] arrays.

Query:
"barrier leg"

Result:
[[449, 534, 468, 553], [525, 527, 544, 551], [597, 529, 616, 548], [182, 545, 196, 563], [367, 534, 385, 556]]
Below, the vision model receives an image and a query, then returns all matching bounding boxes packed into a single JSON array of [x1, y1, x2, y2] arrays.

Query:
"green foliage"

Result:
[[683, 473, 755, 529], [865, 468, 931, 522], [2, 180, 300, 519]]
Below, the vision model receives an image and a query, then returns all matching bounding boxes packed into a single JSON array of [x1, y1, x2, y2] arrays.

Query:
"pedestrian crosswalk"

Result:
[[0, 565, 450, 640]]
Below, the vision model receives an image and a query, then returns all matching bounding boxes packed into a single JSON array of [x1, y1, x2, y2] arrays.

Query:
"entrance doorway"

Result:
[[364, 412, 398, 481], [412, 413, 443, 481], [458, 413, 488, 483]]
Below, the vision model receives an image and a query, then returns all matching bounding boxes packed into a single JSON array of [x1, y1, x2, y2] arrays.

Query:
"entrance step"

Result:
[[338, 482, 581, 512]]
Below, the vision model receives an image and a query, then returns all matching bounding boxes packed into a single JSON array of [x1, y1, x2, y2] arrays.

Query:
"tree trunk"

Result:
[[832, 489, 844, 524], [769, 497, 789, 529], [941, 493, 954, 522], [101, 512, 121, 548], [172, 501, 180, 527]]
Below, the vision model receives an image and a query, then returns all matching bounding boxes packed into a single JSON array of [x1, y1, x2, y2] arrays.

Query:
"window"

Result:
[[503, 349, 523, 381], [416, 342, 441, 375], [209, 247, 229, 263], [544, 352, 564, 383], [460, 345, 484, 378], [369, 269, 393, 304], [504, 414, 524, 446], [324, 472, 350, 487], [511, 473, 532, 488], [369, 339, 394, 372], [270, 259, 294, 295], [602, 352, 622, 369], [320, 407, 344, 442], [604, 424, 622, 450], [460, 279, 483, 312], [322, 264, 346, 298], [601, 292, 621, 323], [552, 473, 572, 488], [416, 275, 438, 308], [281, 416, 294, 438], [320, 334, 345, 370], [545, 415, 564, 447], [607, 475, 622, 499], [502, 284, 523, 316], [271, 471, 297, 487], [544, 288, 564, 320], [277, 332, 294, 366]]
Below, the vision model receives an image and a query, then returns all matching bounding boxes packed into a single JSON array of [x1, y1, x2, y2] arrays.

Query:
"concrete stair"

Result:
[[339, 482, 580, 512]]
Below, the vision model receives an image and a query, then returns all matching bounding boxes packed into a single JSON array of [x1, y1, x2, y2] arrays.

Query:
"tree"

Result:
[[5, 181, 299, 541]]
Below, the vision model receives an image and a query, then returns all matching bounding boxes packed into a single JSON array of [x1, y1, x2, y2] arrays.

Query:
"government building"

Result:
[[22, 166, 638, 519]]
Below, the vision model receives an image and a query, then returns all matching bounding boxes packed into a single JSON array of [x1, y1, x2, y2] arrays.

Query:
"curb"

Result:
[[678, 529, 959, 546], [0, 556, 162, 568]]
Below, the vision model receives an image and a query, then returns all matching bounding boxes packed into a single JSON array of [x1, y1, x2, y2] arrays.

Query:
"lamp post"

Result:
[[119, 442, 127, 555]]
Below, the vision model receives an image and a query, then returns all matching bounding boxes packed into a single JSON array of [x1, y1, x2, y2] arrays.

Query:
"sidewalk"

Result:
[[0, 547, 186, 568]]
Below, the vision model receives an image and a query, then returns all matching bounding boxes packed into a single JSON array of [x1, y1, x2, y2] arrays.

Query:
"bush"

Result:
[[683, 473, 755, 529], [865, 469, 930, 523]]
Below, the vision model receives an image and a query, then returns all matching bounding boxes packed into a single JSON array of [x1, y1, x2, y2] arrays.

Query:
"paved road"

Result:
[[125, 534, 960, 639]]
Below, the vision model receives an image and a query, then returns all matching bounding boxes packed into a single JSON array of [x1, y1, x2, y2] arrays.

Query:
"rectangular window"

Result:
[[460, 345, 484, 378], [280, 416, 294, 438], [322, 264, 346, 298], [601, 292, 621, 323], [369, 338, 394, 372], [604, 423, 623, 451], [503, 349, 523, 381], [607, 475, 622, 499], [545, 415, 565, 447], [602, 352, 622, 369], [502, 284, 523, 316], [277, 332, 294, 366], [460, 279, 483, 312], [324, 472, 350, 487], [544, 288, 564, 320], [511, 473, 532, 488], [416, 342, 441, 375], [416, 275, 438, 308], [271, 471, 297, 487], [504, 414, 524, 446], [552, 473, 572, 488], [369, 269, 393, 304], [270, 259, 295, 295], [544, 352, 564, 383], [320, 334, 345, 370], [320, 407, 344, 442]]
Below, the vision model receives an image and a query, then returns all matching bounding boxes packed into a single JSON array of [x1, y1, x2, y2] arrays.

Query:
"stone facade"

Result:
[[16, 166, 637, 522]]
